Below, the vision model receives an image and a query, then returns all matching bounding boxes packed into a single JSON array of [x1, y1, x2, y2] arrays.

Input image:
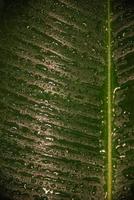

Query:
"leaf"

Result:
[[0, 0, 134, 200]]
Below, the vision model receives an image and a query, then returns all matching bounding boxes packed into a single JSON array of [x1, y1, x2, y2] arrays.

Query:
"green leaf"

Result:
[[0, 0, 134, 200]]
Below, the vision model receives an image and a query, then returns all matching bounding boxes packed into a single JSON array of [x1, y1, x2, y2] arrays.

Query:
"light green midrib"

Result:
[[107, 0, 112, 200]]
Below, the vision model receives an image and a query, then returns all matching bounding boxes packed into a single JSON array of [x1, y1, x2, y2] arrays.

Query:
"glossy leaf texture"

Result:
[[0, 0, 133, 200], [112, 1, 134, 199]]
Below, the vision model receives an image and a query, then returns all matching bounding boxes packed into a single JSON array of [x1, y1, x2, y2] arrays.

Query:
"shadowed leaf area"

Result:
[[0, 191, 12, 200], [122, 0, 134, 8], [0, 0, 134, 200]]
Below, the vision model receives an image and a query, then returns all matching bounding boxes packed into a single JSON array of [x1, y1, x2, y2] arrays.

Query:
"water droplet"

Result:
[[46, 137, 54, 141], [43, 187, 50, 194], [66, 150, 69, 153], [50, 190, 53, 194], [120, 155, 125, 159], [118, 139, 121, 143], [100, 149, 105, 153], [112, 132, 116, 136], [54, 171, 59, 176], [83, 22, 87, 27], [55, 191, 60, 195], [24, 184, 27, 189], [105, 192, 107, 199], [37, 130, 41, 134], [11, 126, 17, 131], [46, 124, 52, 128], [92, 48, 95, 52], [122, 32, 126, 37], [122, 143, 126, 147], [116, 145, 120, 149], [123, 186, 127, 191], [92, 191, 95, 195]]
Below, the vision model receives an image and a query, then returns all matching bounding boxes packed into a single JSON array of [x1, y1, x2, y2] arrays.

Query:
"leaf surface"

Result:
[[0, 0, 134, 200]]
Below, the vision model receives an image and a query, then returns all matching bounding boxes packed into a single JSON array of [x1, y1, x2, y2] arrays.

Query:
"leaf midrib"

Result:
[[107, 0, 112, 200]]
